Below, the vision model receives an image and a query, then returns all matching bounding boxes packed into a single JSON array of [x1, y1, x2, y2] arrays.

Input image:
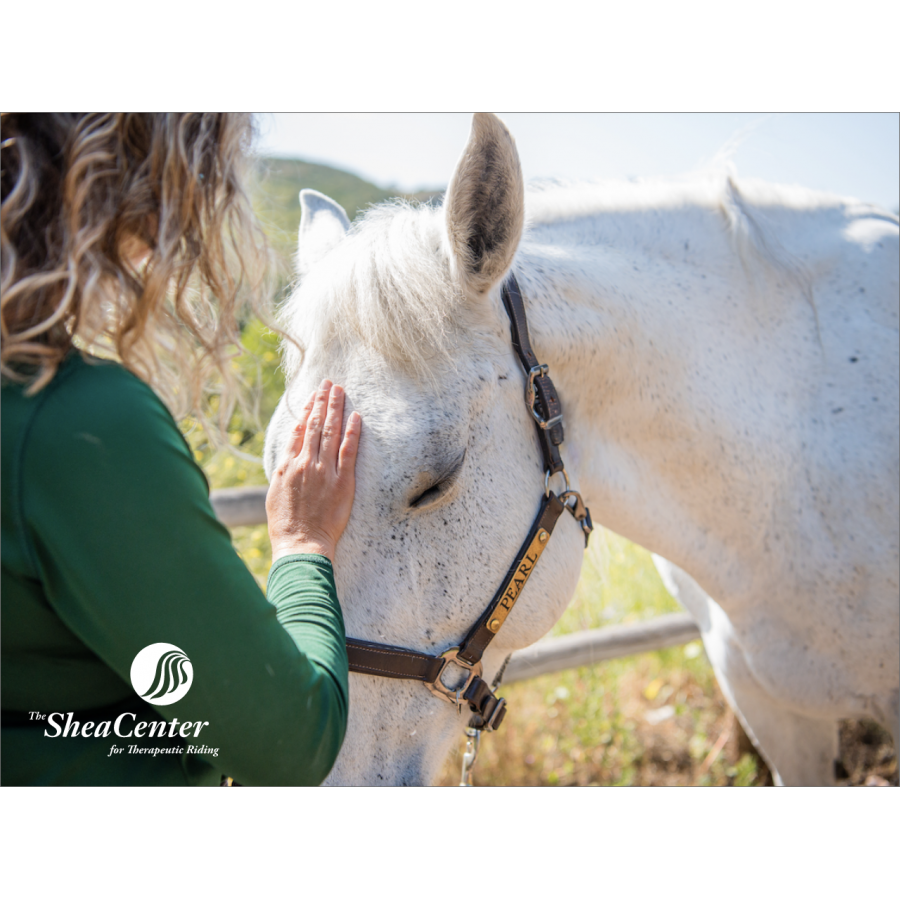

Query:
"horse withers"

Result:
[[264, 113, 899, 786]]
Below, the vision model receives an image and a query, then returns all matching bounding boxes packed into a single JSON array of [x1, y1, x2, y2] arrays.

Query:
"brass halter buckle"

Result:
[[525, 364, 563, 430], [424, 647, 484, 711]]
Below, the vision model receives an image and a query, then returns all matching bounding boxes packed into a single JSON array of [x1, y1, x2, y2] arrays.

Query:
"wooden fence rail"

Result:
[[501, 613, 700, 683], [209, 486, 702, 674], [211, 486, 268, 528]]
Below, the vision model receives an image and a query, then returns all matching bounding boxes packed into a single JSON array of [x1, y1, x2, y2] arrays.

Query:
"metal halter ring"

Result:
[[525, 364, 563, 430], [560, 489, 588, 520], [560, 489, 594, 545], [424, 647, 484, 709], [544, 468, 571, 498]]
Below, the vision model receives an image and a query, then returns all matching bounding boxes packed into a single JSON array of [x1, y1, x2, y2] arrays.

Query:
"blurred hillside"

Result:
[[250, 157, 443, 278]]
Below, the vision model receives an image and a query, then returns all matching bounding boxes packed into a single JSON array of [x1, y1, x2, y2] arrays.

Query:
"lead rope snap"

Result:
[[458, 726, 481, 786]]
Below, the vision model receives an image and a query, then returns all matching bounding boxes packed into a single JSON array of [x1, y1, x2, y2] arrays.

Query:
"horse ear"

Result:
[[296, 189, 351, 276], [444, 113, 525, 295]]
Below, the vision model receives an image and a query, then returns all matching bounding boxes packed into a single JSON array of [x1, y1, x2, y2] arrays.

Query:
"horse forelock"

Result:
[[280, 200, 474, 381]]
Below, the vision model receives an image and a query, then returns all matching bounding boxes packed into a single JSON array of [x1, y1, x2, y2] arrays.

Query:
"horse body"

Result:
[[521, 181, 899, 715], [265, 114, 899, 785]]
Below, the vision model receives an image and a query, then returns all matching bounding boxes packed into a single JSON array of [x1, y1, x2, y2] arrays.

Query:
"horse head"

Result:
[[264, 114, 586, 784]]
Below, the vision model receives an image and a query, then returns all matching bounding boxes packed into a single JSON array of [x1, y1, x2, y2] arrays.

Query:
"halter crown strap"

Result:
[[500, 274, 565, 475]]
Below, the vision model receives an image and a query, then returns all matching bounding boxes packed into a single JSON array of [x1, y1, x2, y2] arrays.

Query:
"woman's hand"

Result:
[[266, 380, 361, 564]]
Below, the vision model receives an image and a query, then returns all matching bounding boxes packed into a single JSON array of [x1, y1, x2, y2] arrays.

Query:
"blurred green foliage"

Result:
[[181, 317, 282, 585]]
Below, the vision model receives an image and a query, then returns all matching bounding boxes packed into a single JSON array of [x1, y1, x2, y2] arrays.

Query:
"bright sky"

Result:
[[257, 113, 899, 212]]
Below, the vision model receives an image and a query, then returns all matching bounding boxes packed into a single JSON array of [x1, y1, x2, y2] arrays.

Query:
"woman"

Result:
[[1, 113, 359, 785]]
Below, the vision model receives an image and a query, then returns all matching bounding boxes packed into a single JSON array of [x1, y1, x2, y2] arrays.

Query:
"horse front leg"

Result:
[[653, 555, 839, 785], [710, 646, 840, 786]]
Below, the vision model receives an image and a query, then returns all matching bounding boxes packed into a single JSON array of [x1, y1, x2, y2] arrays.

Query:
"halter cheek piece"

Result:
[[345, 273, 592, 736]]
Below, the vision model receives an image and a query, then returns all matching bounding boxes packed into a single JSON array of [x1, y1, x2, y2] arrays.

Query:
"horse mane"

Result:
[[282, 175, 887, 376]]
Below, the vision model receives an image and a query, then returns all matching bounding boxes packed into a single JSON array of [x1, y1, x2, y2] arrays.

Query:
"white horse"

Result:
[[264, 113, 899, 786]]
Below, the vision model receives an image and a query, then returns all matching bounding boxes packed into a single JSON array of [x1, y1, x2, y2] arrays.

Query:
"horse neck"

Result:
[[512, 201, 819, 598]]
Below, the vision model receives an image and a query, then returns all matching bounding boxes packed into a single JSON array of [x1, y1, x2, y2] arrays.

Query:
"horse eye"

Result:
[[409, 450, 466, 509], [410, 482, 449, 509]]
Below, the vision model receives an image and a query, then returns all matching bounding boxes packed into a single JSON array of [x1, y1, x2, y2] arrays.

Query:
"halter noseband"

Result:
[[345, 273, 592, 735]]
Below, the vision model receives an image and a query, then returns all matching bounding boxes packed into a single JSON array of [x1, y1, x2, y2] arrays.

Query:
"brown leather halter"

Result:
[[345, 273, 592, 733]]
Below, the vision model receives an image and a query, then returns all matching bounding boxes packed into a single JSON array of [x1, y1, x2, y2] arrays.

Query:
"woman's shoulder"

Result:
[[55, 351, 162, 405], [4, 351, 160, 408], [11, 352, 189, 469]]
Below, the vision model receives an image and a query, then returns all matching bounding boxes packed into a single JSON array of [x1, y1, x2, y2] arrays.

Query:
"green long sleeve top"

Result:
[[1, 352, 349, 786]]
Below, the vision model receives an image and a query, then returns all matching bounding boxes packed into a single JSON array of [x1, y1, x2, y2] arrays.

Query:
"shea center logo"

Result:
[[130, 643, 193, 706], [28, 642, 217, 759]]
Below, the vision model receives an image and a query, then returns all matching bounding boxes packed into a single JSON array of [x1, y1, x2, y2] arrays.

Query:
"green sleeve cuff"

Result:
[[267, 552, 334, 584]]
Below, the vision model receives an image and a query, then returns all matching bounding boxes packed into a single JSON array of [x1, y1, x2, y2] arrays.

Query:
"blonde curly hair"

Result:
[[1, 112, 272, 433]]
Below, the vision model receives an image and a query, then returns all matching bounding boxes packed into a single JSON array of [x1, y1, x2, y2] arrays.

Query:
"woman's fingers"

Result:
[[285, 379, 353, 468], [338, 411, 361, 475], [301, 379, 332, 462], [319, 385, 345, 470], [267, 382, 361, 564], [286, 390, 317, 459]]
